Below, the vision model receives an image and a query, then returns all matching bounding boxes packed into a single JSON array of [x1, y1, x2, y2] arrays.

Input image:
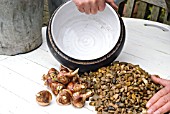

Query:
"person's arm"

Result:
[[146, 75, 170, 114], [73, 0, 118, 14]]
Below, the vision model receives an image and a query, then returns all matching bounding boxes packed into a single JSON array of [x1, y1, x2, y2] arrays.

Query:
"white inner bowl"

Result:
[[51, 1, 121, 60]]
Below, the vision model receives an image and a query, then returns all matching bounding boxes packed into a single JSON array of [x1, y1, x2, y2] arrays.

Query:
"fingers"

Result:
[[73, 0, 106, 14], [153, 101, 170, 114], [146, 86, 170, 108], [83, 3, 91, 14], [147, 93, 170, 113], [78, 7, 85, 13], [89, 1, 98, 14], [97, 0, 105, 12], [151, 75, 170, 86], [73, 0, 86, 13], [146, 76, 170, 113]]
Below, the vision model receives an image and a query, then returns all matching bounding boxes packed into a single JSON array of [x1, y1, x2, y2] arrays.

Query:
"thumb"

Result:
[[151, 75, 170, 86], [106, 0, 118, 11]]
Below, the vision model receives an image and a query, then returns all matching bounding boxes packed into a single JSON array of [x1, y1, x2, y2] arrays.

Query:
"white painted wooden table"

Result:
[[0, 17, 170, 114]]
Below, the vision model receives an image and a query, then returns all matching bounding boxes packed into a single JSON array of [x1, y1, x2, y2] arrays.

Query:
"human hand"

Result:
[[73, 0, 118, 14], [106, 0, 118, 11], [146, 75, 170, 114]]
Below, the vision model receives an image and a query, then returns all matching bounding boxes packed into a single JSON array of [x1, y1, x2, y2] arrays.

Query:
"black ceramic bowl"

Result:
[[47, 1, 125, 72]]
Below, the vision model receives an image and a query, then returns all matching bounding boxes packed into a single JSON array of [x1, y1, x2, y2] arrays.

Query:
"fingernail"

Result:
[[154, 110, 160, 114], [147, 108, 153, 114], [146, 102, 151, 108]]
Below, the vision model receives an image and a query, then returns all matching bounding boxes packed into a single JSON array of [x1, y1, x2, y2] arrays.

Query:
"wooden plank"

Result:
[[136, 2, 147, 19], [165, 0, 170, 12], [44, 4, 49, 12], [140, 0, 167, 9], [43, 0, 50, 26], [164, 12, 168, 23], [150, 6, 160, 22], [124, 0, 136, 17], [163, 12, 170, 25]]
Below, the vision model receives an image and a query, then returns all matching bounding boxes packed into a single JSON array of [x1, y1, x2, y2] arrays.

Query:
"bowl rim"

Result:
[[51, 1, 121, 61], [47, 1, 125, 65]]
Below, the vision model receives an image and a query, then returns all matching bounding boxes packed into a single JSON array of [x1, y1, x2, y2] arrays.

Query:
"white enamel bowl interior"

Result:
[[51, 1, 121, 60]]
